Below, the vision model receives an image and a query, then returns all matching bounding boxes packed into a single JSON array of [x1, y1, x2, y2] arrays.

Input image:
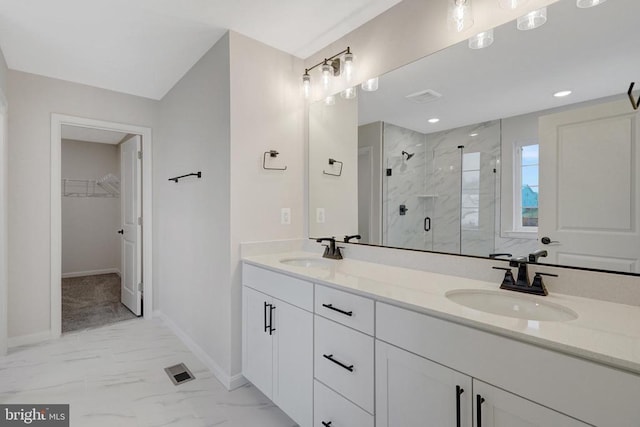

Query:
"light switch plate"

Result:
[[281, 208, 291, 225], [316, 208, 325, 223]]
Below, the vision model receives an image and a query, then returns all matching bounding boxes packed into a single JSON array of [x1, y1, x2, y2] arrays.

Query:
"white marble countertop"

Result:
[[243, 251, 640, 376]]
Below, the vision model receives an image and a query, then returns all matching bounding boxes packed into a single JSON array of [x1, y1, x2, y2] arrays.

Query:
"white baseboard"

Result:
[[8, 330, 53, 348], [153, 310, 247, 391], [62, 268, 121, 279]]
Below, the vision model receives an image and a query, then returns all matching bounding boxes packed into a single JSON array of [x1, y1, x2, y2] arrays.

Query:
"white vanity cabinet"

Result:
[[242, 264, 313, 427], [376, 340, 472, 427]]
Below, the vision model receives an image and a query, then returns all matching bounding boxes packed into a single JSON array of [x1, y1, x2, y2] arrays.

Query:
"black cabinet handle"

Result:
[[263, 302, 269, 333], [269, 305, 276, 335], [477, 394, 485, 427], [321, 422, 332, 427], [117, 229, 124, 235], [456, 385, 464, 427], [323, 354, 354, 372], [322, 303, 353, 317], [424, 216, 431, 232]]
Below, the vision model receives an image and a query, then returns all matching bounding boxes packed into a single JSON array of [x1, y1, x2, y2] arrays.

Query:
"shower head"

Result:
[[402, 150, 415, 160]]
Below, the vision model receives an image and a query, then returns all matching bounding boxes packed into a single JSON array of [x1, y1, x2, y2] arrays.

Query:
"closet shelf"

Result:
[[62, 173, 120, 198]]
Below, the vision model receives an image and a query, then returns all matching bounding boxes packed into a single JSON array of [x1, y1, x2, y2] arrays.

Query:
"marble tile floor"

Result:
[[0, 318, 296, 427], [62, 273, 138, 333]]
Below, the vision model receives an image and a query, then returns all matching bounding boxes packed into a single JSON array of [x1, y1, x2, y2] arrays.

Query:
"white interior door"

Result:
[[120, 135, 142, 315], [538, 99, 640, 272]]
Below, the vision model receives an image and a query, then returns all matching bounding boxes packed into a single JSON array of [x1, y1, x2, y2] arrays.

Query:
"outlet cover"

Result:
[[316, 208, 325, 223], [281, 208, 291, 225]]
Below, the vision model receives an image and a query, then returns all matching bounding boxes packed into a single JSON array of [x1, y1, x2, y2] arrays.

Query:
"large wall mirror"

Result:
[[309, 0, 640, 274]]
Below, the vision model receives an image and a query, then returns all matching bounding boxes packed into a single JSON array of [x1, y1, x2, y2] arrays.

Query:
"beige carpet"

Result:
[[62, 273, 138, 333]]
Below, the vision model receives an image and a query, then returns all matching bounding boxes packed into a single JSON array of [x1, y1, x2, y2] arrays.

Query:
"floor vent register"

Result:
[[164, 363, 195, 385]]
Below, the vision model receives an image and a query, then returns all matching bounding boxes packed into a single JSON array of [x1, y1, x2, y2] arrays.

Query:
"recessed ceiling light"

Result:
[[469, 133, 479, 137], [428, 118, 440, 123], [553, 90, 572, 98]]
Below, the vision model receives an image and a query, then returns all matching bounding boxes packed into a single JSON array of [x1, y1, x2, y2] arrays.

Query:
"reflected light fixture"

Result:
[[301, 47, 354, 98], [517, 7, 547, 30], [469, 29, 494, 49], [553, 90, 572, 97], [324, 95, 336, 106], [448, 0, 474, 33], [361, 77, 379, 92], [428, 118, 440, 124], [340, 87, 357, 99], [498, 0, 528, 9], [576, 0, 607, 7]]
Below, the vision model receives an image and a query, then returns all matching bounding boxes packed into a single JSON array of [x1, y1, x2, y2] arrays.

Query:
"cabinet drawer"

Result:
[[242, 263, 313, 311], [315, 284, 374, 335], [314, 315, 374, 414], [314, 380, 374, 427]]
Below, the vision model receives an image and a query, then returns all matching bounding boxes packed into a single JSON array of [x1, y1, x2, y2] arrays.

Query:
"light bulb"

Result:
[[468, 29, 494, 49], [343, 51, 354, 83], [517, 7, 547, 31], [321, 61, 332, 92], [324, 95, 335, 106], [340, 87, 357, 99], [361, 77, 379, 92], [498, 0, 528, 9], [302, 73, 311, 99], [448, 0, 474, 33], [576, 0, 607, 7]]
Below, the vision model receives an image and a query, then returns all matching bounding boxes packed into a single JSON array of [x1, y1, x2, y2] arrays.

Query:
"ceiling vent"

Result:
[[405, 89, 442, 104]]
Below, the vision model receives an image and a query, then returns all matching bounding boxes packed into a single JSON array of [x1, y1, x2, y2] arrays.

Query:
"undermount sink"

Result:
[[446, 289, 578, 322], [279, 257, 331, 269]]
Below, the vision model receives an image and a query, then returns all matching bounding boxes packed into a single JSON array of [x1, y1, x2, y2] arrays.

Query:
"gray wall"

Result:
[[0, 46, 8, 353], [7, 70, 157, 338], [61, 139, 120, 276], [155, 33, 232, 374]]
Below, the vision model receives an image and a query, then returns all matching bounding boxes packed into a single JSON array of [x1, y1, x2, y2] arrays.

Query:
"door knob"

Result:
[[541, 236, 559, 245], [117, 229, 124, 235]]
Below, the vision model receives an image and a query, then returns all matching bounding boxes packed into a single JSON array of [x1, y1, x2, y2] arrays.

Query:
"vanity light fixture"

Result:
[[428, 118, 440, 124], [361, 77, 379, 92], [517, 7, 547, 31], [576, 0, 607, 7], [301, 47, 354, 98], [340, 86, 357, 99], [469, 29, 494, 49], [448, 0, 474, 33], [553, 90, 572, 97]]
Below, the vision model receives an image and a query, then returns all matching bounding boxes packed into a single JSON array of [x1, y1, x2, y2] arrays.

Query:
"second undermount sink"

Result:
[[279, 257, 331, 269], [446, 289, 578, 322]]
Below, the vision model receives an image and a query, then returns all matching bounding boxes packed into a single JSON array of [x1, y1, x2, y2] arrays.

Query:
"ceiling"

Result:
[[358, 0, 640, 134], [0, 0, 401, 100], [62, 125, 128, 144]]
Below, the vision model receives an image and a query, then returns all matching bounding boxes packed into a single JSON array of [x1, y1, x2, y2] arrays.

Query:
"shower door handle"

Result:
[[423, 217, 431, 232]]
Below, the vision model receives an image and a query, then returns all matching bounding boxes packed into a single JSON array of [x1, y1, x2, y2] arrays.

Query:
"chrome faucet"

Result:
[[316, 237, 343, 260]]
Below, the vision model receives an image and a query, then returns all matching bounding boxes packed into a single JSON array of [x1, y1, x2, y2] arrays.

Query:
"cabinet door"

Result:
[[473, 380, 589, 427], [242, 286, 273, 399], [273, 299, 313, 427], [376, 340, 472, 427]]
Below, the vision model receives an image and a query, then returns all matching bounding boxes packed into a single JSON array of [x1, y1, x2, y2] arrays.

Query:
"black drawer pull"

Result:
[[269, 305, 276, 335], [321, 422, 332, 427], [263, 302, 269, 333], [477, 394, 485, 427], [456, 385, 464, 427], [322, 303, 353, 317], [323, 354, 354, 372]]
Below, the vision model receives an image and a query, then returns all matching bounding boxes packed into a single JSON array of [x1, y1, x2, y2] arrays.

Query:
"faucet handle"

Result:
[[493, 266, 516, 288], [531, 272, 557, 296]]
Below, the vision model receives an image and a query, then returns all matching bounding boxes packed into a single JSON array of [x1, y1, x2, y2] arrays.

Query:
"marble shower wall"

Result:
[[381, 120, 538, 258]]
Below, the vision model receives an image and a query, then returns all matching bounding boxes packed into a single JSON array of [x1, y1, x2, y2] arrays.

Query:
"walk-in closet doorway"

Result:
[[51, 115, 153, 338]]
